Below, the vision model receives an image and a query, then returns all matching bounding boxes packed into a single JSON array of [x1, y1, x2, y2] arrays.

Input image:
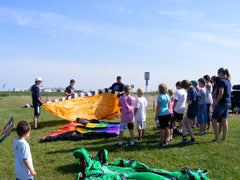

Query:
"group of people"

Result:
[[13, 67, 232, 179], [115, 67, 232, 147]]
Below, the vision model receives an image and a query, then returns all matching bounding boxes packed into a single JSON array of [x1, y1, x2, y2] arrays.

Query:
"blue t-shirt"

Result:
[[187, 87, 199, 117], [157, 94, 170, 116], [31, 84, 41, 106], [217, 78, 232, 104]]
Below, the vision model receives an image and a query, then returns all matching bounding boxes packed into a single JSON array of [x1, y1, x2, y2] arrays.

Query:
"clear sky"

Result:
[[0, 0, 239, 92]]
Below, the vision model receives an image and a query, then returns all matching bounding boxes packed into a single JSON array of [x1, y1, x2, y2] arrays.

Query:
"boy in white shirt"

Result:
[[13, 121, 36, 180], [134, 88, 147, 140]]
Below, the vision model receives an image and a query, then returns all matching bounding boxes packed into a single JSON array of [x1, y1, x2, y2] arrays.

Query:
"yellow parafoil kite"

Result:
[[43, 89, 120, 121]]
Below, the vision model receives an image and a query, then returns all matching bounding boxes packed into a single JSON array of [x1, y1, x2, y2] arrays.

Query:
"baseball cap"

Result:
[[191, 80, 198, 86], [35, 77, 43, 82]]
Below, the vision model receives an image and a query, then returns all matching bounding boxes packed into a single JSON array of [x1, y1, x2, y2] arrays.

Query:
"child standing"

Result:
[[197, 78, 208, 135], [173, 81, 187, 134], [117, 85, 135, 146], [167, 89, 174, 141], [13, 121, 36, 180], [134, 88, 147, 140], [181, 80, 199, 144], [155, 84, 171, 147]]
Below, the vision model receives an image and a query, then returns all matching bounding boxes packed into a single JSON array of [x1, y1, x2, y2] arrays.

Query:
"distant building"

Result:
[[13, 88, 29, 92]]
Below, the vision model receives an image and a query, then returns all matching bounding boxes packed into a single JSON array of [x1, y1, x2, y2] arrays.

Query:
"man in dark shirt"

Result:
[[65, 79, 75, 97], [109, 76, 125, 98], [31, 77, 44, 130]]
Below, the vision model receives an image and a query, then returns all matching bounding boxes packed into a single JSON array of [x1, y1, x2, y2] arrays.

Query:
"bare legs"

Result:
[[160, 128, 169, 144], [138, 129, 145, 139], [212, 117, 228, 141], [118, 130, 134, 144], [182, 116, 194, 139], [33, 116, 39, 129]]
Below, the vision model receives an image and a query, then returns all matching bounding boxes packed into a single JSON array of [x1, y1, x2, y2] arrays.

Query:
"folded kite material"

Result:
[[43, 89, 121, 121]]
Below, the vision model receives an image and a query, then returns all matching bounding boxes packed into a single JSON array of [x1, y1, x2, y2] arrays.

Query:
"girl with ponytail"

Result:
[[211, 67, 232, 142]]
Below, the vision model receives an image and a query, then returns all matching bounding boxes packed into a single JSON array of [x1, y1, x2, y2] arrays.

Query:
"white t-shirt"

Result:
[[206, 83, 213, 104], [174, 88, 187, 114], [134, 97, 147, 121], [13, 139, 34, 180]]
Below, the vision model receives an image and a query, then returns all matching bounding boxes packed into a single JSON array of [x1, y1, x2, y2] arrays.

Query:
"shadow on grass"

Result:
[[55, 163, 79, 174], [37, 119, 68, 128]]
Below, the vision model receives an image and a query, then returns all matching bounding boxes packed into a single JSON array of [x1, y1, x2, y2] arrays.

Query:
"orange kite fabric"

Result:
[[43, 89, 121, 121]]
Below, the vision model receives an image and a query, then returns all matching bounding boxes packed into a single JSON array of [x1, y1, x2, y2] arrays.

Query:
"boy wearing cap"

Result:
[[31, 77, 44, 130]]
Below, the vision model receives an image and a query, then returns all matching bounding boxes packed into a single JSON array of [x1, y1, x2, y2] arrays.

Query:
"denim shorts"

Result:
[[212, 103, 231, 121], [197, 104, 207, 124]]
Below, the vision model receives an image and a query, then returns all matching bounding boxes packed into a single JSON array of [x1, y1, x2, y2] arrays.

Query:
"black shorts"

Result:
[[173, 111, 184, 122], [34, 105, 41, 116], [158, 114, 171, 129], [127, 123, 134, 130]]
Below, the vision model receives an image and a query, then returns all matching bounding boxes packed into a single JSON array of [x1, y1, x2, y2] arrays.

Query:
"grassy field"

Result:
[[0, 96, 239, 180]]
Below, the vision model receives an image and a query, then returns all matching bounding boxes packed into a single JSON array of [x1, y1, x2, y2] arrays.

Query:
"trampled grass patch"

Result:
[[0, 96, 239, 180]]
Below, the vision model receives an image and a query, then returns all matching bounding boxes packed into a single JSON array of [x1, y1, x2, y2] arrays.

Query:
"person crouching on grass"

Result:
[[13, 121, 36, 180], [116, 85, 135, 146], [134, 88, 147, 140], [155, 83, 171, 147], [181, 80, 199, 145]]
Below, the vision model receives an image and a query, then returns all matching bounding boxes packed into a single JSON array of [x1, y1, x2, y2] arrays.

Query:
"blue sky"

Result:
[[0, 0, 239, 92]]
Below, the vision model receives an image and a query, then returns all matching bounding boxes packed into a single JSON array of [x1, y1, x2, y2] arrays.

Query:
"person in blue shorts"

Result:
[[211, 67, 231, 142], [31, 77, 44, 130]]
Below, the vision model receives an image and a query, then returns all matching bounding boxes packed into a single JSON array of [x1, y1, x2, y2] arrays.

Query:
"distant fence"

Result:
[[0, 91, 64, 97]]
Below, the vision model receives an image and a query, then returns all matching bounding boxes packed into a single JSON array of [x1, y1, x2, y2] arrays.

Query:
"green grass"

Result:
[[0, 96, 239, 180]]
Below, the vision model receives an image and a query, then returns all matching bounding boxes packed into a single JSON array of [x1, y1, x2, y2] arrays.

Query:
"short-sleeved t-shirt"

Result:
[[217, 78, 232, 104], [118, 95, 135, 123], [205, 83, 213, 104], [31, 84, 41, 106], [157, 94, 170, 116], [174, 89, 187, 114], [13, 139, 34, 180], [65, 85, 75, 95], [198, 87, 207, 105], [135, 97, 147, 122], [109, 83, 124, 97], [187, 87, 199, 116]]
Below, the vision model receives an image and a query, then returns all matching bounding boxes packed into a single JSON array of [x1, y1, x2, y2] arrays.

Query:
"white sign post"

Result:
[[144, 72, 150, 99]]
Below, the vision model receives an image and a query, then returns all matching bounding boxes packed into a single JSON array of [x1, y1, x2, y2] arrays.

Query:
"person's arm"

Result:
[[36, 88, 45, 105], [173, 99, 177, 110], [23, 159, 36, 177], [134, 108, 138, 115], [37, 97, 45, 106], [65, 92, 74, 96], [155, 102, 161, 120], [216, 87, 224, 105]]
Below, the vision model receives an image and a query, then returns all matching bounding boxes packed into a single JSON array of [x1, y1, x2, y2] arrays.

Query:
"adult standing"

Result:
[[31, 77, 44, 130], [203, 75, 213, 131], [109, 76, 125, 98], [211, 68, 231, 142], [65, 79, 75, 97]]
